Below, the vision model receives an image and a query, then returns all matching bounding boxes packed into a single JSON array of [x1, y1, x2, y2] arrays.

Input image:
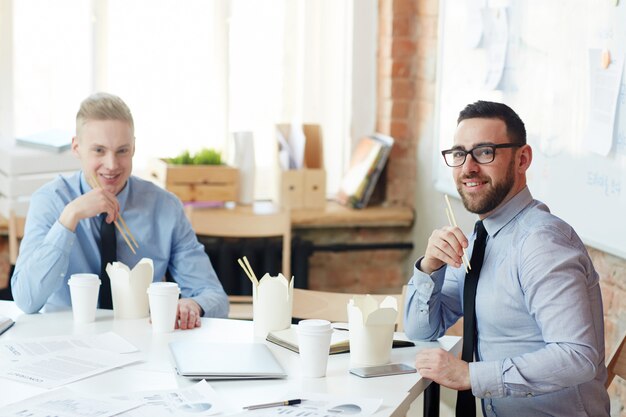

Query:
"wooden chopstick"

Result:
[[444, 194, 470, 273], [238, 258, 258, 286], [242, 256, 259, 286], [89, 174, 138, 255]]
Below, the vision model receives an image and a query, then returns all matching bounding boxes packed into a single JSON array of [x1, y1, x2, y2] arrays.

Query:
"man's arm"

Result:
[[167, 202, 229, 326], [404, 225, 469, 340], [469, 227, 602, 398], [415, 226, 604, 398], [12, 191, 75, 313], [404, 261, 464, 341], [12, 181, 120, 313]]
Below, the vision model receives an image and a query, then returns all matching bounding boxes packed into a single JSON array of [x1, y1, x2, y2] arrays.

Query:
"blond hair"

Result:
[[76, 92, 134, 137]]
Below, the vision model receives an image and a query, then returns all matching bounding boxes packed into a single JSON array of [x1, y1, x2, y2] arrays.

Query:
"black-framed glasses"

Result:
[[441, 143, 522, 167]]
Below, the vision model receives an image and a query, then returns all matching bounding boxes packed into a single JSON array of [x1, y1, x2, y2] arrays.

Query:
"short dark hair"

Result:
[[457, 100, 526, 145]]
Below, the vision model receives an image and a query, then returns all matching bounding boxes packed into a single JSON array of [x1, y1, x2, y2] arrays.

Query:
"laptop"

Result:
[[168, 341, 287, 379]]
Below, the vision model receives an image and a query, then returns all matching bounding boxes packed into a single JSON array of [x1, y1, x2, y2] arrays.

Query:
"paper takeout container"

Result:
[[253, 273, 294, 338], [347, 295, 398, 366], [106, 258, 154, 319]]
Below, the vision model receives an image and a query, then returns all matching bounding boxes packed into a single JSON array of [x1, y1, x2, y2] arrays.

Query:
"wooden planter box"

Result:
[[149, 159, 239, 203]]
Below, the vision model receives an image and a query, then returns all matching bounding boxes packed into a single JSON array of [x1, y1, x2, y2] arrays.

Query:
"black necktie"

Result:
[[99, 216, 116, 309], [456, 220, 488, 417]]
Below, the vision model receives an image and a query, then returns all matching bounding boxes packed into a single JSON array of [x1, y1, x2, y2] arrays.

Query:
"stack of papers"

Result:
[[15, 129, 73, 153]]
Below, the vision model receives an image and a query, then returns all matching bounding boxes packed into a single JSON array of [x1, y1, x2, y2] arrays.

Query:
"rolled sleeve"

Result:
[[404, 257, 460, 341]]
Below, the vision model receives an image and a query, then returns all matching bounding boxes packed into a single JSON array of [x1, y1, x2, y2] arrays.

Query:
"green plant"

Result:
[[167, 148, 222, 165]]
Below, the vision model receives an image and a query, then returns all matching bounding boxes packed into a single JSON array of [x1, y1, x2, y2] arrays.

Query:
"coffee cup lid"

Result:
[[68, 273, 101, 286], [297, 319, 332, 333], [147, 281, 180, 295]]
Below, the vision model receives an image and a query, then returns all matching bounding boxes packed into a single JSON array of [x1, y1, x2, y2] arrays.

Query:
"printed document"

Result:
[[0, 387, 142, 417], [113, 380, 224, 416], [0, 346, 140, 388]]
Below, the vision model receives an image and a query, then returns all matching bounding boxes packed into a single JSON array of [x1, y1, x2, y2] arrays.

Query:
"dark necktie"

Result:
[[456, 220, 488, 417], [99, 216, 116, 309]]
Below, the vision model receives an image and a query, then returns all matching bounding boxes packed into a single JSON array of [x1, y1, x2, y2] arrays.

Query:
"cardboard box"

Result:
[[149, 159, 239, 203], [277, 124, 326, 210]]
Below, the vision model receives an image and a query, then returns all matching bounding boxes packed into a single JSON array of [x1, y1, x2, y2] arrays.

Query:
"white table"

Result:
[[0, 301, 461, 417]]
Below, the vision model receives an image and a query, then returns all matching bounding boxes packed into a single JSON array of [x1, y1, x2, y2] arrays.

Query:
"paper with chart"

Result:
[[0, 331, 138, 364], [0, 387, 142, 417], [0, 346, 140, 388], [233, 392, 382, 417], [113, 380, 224, 416], [584, 48, 624, 156]]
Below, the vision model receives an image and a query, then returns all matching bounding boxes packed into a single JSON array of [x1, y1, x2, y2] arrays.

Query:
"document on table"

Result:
[[0, 331, 138, 363], [0, 387, 142, 417], [0, 346, 140, 388], [113, 380, 224, 416], [235, 392, 382, 417]]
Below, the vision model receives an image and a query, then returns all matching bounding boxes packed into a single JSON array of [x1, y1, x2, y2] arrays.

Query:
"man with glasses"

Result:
[[404, 101, 609, 416]]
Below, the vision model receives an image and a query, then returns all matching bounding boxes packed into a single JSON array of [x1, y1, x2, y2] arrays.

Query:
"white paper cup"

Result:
[[68, 273, 101, 324], [349, 323, 395, 367], [147, 282, 180, 333], [296, 319, 333, 378]]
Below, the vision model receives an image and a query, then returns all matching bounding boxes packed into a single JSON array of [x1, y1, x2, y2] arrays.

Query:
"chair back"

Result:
[[606, 330, 626, 388], [185, 205, 291, 320], [292, 286, 407, 331]]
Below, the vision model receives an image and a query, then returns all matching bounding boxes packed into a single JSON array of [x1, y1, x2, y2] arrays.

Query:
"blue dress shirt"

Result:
[[404, 187, 609, 417], [12, 171, 229, 318]]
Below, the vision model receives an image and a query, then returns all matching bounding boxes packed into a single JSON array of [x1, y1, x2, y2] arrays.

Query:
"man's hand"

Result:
[[176, 298, 203, 330], [420, 226, 468, 274], [59, 188, 120, 231], [414, 348, 471, 391]]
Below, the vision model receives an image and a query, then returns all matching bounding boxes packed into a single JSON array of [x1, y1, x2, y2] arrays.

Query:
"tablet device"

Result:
[[169, 341, 287, 379]]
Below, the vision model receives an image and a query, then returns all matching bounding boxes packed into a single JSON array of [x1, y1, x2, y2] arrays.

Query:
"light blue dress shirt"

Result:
[[404, 187, 609, 417], [12, 171, 229, 318]]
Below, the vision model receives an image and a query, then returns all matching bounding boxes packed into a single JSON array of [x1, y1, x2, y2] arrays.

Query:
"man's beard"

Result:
[[457, 159, 515, 215]]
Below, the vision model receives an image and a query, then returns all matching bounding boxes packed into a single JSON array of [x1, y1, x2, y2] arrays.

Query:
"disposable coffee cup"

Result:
[[296, 319, 333, 378], [147, 282, 180, 333], [68, 273, 101, 324]]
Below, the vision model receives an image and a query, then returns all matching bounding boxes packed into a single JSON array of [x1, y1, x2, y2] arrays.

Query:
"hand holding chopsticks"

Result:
[[89, 174, 139, 255], [238, 256, 259, 287], [444, 194, 471, 273]]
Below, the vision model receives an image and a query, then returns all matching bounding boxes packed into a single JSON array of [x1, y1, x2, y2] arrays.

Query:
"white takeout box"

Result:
[[252, 273, 294, 338], [106, 258, 154, 319], [347, 295, 398, 366]]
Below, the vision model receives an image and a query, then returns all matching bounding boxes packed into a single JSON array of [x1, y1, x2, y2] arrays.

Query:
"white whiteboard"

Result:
[[434, 0, 626, 259]]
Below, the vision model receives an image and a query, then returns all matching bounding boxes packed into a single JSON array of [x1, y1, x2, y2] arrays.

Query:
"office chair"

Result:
[[184, 205, 291, 320], [606, 330, 626, 389]]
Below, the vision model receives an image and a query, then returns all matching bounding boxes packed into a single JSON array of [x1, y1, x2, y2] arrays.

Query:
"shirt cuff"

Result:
[[409, 258, 446, 326], [470, 360, 505, 398]]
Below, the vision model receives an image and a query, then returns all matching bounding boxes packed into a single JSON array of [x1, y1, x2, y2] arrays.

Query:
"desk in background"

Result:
[[0, 301, 461, 417], [184, 200, 414, 229], [184, 201, 415, 292]]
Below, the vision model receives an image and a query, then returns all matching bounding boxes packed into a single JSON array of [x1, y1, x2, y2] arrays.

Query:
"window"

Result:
[[1, 0, 375, 199]]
